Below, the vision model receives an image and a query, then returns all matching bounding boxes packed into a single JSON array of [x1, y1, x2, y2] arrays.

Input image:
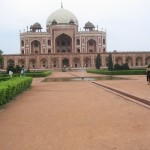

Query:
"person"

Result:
[[9, 70, 13, 78], [146, 65, 150, 84], [20, 68, 24, 77]]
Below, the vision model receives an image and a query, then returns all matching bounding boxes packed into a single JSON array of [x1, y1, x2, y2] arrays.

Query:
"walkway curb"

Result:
[[92, 81, 150, 109]]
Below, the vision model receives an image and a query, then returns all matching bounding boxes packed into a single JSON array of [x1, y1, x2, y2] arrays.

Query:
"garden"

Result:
[[87, 69, 146, 75], [0, 65, 52, 106], [93, 53, 147, 75]]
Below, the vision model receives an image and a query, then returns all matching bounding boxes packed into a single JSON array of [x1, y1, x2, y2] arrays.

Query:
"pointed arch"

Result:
[[77, 48, 80, 53], [83, 57, 91, 67], [72, 57, 81, 68], [136, 57, 142, 66], [18, 59, 25, 68], [76, 39, 80, 45], [87, 39, 96, 52], [40, 58, 48, 68], [31, 40, 41, 54], [29, 59, 36, 68], [21, 40, 24, 47], [48, 39, 51, 46], [115, 57, 123, 65], [62, 58, 70, 68], [126, 57, 133, 66], [55, 34, 72, 53], [145, 56, 150, 65], [51, 58, 59, 68], [7, 59, 15, 67]]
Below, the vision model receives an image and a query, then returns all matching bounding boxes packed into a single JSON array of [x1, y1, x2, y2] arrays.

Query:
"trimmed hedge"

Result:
[[87, 69, 146, 75], [0, 73, 9, 77], [22, 71, 52, 77], [0, 77, 32, 105], [0, 77, 11, 82], [0, 70, 52, 78]]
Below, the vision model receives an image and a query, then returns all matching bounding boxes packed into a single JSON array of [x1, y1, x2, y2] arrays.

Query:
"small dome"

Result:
[[30, 22, 42, 29], [52, 19, 57, 24], [84, 21, 95, 29], [69, 19, 75, 24], [46, 8, 78, 26]]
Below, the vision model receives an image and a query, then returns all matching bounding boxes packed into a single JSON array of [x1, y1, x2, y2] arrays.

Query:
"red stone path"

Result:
[[0, 72, 150, 150]]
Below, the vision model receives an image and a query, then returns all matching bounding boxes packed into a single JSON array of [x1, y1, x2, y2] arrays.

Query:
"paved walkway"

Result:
[[0, 72, 150, 150], [94, 75, 150, 101]]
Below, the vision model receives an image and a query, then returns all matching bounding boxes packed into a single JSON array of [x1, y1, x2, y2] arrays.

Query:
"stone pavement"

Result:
[[94, 75, 150, 102], [0, 71, 150, 150]]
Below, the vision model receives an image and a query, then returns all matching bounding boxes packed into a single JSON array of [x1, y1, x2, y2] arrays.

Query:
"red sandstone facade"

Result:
[[1, 7, 150, 70]]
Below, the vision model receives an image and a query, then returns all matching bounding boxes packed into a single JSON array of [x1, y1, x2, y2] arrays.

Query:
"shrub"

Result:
[[87, 69, 146, 75], [2, 70, 52, 78], [7, 65, 22, 73], [0, 77, 11, 82], [0, 77, 32, 105], [25, 71, 52, 77], [0, 73, 9, 77], [114, 63, 129, 70], [114, 64, 121, 70]]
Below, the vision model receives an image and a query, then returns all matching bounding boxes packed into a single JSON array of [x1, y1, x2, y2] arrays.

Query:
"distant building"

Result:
[[2, 6, 150, 69]]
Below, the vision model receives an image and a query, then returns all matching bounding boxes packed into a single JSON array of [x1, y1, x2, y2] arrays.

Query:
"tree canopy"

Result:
[[108, 53, 113, 71], [0, 50, 4, 65], [95, 53, 101, 69]]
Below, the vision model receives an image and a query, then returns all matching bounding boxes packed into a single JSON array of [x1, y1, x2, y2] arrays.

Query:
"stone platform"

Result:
[[0, 72, 150, 150]]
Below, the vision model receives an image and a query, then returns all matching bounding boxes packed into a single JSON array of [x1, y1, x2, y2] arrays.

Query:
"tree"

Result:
[[108, 53, 113, 71], [95, 54, 101, 69], [0, 50, 4, 70]]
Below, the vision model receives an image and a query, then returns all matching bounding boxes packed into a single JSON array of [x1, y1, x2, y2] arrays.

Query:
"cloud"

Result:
[[0, 0, 150, 54]]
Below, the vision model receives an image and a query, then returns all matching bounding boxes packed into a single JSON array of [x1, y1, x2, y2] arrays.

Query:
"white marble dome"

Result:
[[46, 8, 78, 26]]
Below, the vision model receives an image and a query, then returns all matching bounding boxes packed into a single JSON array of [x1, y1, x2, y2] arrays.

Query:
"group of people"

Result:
[[8, 68, 25, 78], [146, 65, 150, 84]]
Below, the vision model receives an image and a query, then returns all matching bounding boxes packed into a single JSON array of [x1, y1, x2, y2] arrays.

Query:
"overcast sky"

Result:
[[0, 0, 150, 54]]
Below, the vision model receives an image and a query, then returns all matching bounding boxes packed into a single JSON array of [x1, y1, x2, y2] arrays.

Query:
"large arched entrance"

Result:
[[87, 39, 96, 52], [83, 57, 91, 67], [51, 58, 59, 68], [72, 57, 81, 68], [55, 34, 72, 53], [62, 58, 69, 68], [31, 40, 41, 54]]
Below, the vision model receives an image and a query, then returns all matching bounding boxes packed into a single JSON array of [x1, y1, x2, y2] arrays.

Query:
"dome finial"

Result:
[[61, 1, 63, 8]]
